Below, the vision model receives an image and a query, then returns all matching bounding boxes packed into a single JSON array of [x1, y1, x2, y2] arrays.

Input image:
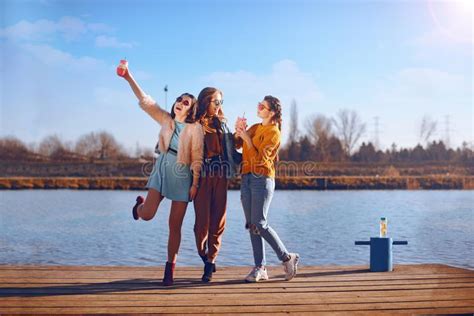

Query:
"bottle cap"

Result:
[[381, 217, 386, 220]]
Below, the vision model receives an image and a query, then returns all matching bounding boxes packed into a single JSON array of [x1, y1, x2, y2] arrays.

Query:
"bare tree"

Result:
[[288, 99, 299, 144], [284, 99, 300, 161], [38, 135, 67, 157], [418, 115, 437, 146], [305, 114, 333, 161], [0, 136, 30, 160], [332, 109, 366, 155], [305, 114, 333, 144], [75, 131, 125, 160]]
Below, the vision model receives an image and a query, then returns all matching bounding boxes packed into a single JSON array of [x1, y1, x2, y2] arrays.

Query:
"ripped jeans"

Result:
[[240, 173, 289, 267]]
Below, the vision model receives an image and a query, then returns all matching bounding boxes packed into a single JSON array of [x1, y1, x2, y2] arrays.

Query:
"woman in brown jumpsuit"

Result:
[[193, 87, 228, 283]]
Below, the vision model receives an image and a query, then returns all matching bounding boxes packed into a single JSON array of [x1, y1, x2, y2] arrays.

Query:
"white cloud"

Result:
[[0, 17, 118, 42], [0, 41, 153, 150], [200, 60, 323, 142], [383, 68, 468, 100], [57, 17, 87, 41], [21, 43, 103, 71], [95, 35, 135, 48], [88, 23, 115, 33], [0, 19, 56, 41], [368, 67, 472, 148]]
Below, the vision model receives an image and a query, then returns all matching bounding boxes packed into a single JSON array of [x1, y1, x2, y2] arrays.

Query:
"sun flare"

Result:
[[427, 0, 473, 43]]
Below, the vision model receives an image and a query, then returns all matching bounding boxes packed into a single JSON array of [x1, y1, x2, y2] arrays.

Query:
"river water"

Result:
[[0, 190, 472, 269]]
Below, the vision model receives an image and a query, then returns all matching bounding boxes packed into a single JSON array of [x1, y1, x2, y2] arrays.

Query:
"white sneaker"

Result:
[[245, 266, 269, 283], [282, 253, 299, 281]]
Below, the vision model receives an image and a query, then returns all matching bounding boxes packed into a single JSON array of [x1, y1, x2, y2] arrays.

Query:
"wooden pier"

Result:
[[0, 264, 473, 314]]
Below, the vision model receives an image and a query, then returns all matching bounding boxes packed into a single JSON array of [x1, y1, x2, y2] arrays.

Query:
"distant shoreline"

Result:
[[1, 176, 472, 190]]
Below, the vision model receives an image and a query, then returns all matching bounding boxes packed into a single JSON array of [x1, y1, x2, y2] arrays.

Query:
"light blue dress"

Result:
[[146, 121, 193, 202]]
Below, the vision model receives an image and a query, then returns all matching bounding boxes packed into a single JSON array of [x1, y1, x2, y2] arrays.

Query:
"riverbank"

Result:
[[0, 176, 472, 190]]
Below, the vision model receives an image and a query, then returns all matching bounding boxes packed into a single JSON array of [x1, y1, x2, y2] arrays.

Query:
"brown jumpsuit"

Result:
[[193, 128, 228, 263]]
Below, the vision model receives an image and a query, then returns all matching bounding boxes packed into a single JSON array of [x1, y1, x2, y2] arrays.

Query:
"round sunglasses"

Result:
[[176, 96, 191, 106], [210, 99, 224, 106]]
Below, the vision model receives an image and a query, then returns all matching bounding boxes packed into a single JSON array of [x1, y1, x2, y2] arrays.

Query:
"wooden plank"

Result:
[[5, 274, 474, 284], [0, 263, 468, 274], [0, 264, 472, 314], [0, 269, 471, 280], [0, 278, 474, 296], [1, 293, 473, 308], [2, 284, 473, 297], [2, 288, 472, 302], [0, 299, 473, 314]]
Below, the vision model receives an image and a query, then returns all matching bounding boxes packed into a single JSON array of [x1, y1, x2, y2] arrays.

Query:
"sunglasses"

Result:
[[258, 102, 271, 111], [176, 96, 190, 106], [211, 99, 224, 106]]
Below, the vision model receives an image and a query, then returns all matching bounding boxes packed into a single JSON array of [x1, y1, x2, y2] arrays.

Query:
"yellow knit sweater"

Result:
[[237, 123, 280, 178]]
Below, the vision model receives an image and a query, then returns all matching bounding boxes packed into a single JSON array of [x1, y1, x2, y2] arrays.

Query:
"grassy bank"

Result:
[[0, 176, 472, 190]]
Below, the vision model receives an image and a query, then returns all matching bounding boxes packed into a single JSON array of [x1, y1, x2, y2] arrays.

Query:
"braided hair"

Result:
[[264, 95, 282, 131], [263, 95, 282, 162]]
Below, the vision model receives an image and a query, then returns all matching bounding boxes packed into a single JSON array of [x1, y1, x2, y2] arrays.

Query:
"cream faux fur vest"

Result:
[[139, 95, 203, 176]]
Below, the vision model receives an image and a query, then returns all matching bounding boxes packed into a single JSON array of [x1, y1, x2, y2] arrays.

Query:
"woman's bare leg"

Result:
[[138, 188, 164, 221], [167, 201, 188, 263]]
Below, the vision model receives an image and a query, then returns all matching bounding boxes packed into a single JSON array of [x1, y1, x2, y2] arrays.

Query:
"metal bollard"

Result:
[[355, 237, 408, 272]]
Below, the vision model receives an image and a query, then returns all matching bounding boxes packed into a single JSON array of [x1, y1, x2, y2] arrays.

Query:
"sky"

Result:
[[1, 0, 472, 153]]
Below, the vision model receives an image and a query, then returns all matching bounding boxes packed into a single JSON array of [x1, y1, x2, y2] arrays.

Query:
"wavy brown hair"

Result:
[[196, 87, 225, 133]]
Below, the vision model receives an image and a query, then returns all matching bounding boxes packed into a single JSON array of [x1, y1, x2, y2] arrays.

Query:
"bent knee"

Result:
[[141, 215, 154, 221]]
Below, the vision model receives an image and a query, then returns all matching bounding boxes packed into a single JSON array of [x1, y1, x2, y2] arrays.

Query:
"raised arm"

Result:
[[120, 66, 171, 125], [123, 70, 148, 101]]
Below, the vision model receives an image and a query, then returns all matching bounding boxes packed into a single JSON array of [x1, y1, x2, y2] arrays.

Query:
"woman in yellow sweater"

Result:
[[235, 96, 299, 282]]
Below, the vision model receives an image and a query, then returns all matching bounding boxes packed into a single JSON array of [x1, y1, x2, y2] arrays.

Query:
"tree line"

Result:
[[0, 131, 153, 162], [279, 101, 473, 163], [1, 104, 472, 163]]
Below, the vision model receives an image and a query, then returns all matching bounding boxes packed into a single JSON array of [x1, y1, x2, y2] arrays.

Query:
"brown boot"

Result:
[[163, 262, 175, 286]]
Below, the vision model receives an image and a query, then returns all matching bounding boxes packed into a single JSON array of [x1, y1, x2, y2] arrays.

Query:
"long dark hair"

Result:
[[196, 87, 224, 133], [170, 93, 198, 123], [264, 95, 282, 131]]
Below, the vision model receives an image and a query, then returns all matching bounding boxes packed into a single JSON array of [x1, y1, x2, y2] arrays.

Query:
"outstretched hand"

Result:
[[116, 60, 130, 79]]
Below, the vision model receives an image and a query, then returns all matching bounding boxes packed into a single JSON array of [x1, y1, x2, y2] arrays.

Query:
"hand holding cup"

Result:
[[116, 59, 129, 78]]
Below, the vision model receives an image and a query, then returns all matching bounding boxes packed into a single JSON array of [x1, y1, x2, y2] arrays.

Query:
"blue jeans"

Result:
[[240, 173, 289, 267]]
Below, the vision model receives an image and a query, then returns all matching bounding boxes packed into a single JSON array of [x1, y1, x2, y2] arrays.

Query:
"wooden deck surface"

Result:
[[0, 264, 473, 315]]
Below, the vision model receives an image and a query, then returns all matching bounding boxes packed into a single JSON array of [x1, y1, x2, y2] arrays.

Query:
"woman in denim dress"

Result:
[[118, 63, 203, 286]]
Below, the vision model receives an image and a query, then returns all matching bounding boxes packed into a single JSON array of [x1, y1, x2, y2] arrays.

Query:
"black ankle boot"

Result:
[[199, 254, 216, 272], [163, 262, 175, 286], [201, 262, 215, 283], [132, 196, 144, 220]]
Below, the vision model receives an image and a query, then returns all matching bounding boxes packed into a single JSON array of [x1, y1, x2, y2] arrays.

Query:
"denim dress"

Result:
[[146, 121, 192, 202]]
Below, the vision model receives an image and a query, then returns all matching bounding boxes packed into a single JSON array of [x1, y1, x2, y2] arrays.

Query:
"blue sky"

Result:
[[1, 0, 472, 153]]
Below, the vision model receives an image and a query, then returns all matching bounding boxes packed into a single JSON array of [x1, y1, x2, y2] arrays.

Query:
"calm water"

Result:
[[0, 190, 472, 269]]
